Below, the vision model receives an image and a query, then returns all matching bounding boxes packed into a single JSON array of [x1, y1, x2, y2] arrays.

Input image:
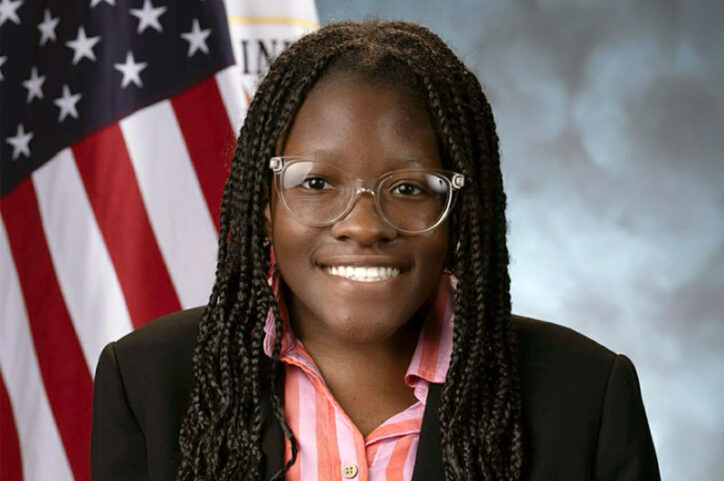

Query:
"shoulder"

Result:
[[511, 313, 617, 367], [510, 314, 623, 434], [92, 308, 205, 477], [112, 306, 204, 360], [509, 315, 660, 477], [96, 307, 204, 413], [510, 314, 620, 419]]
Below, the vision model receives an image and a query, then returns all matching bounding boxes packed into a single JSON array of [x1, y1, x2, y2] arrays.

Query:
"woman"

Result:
[[91, 20, 660, 481]]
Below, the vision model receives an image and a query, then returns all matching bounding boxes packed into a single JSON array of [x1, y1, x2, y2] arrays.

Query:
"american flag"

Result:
[[0, 1, 318, 480]]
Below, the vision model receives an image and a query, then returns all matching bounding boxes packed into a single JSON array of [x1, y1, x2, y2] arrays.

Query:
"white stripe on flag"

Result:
[[225, 0, 319, 20], [120, 102, 218, 309], [0, 219, 75, 481], [215, 67, 247, 134], [32, 149, 134, 371]]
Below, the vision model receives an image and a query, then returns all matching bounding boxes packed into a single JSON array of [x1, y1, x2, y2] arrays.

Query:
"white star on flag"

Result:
[[130, 0, 166, 34], [54, 84, 82, 121], [22, 66, 46, 102], [0, 56, 6, 81], [37, 8, 60, 45], [6, 123, 33, 160], [66, 26, 101, 65], [180, 19, 211, 57], [90, 0, 115, 7], [114, 51, 148, 88], [0, 0, 22, 27]]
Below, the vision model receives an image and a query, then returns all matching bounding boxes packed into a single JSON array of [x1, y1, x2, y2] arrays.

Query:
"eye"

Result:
[[301, 177, 332, 190], [391, 182, 422, 196]]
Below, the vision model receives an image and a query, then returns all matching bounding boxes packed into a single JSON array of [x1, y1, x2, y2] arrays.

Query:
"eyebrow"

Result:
[[394, 155, 421, 165], [298, 149, 422, 165], [297, 148, 337, 160]]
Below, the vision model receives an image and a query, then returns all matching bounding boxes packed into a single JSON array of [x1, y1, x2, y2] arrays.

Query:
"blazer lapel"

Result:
[[411, 383, 445, 481], [261, 405, 284, 481], [261, 360, 285, 481]]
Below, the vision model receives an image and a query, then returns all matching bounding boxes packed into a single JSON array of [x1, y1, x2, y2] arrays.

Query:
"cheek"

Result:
[[271, 206, 313, 266], [416, 227, 449, 271], [403, 229, 449, 311], [269, 204, 325, 301]]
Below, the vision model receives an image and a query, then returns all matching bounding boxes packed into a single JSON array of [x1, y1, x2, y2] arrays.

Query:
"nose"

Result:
[[330, 192, 397, 246]]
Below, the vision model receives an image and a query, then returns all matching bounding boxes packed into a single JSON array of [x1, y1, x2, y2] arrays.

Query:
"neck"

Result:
[[297, 318, 421, 373], [287, 304, 423, 436]]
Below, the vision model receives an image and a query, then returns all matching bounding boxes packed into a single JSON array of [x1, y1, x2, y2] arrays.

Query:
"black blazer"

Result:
[[90, 307, 661, 481]]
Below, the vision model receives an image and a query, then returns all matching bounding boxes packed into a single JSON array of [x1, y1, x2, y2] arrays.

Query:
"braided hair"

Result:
[[176, 19, 523, 481]]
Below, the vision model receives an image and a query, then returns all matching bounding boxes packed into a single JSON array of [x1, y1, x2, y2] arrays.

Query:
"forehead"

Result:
[[281, 72, 441, 173]]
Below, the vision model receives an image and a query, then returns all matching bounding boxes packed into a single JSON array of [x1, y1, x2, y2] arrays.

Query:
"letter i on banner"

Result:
[[217, 0, 319, 133]]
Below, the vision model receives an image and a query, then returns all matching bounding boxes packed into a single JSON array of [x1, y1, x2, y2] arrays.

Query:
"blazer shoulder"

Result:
[[509, 315, 660, 479], [98, 307, 204, 412], [511, 313, 617, 368], [510, 314, 620, 417], [113, 306, 204, 358], [93, 307, 205, 481]]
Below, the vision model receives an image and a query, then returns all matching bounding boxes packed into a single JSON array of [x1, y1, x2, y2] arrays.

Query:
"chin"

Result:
[[318, 305, 411, 344]]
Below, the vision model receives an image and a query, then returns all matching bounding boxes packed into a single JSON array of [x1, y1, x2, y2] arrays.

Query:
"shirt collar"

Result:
[[404, 274, 455, 385]]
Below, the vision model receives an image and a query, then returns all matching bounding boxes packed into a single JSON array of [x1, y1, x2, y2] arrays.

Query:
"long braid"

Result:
[[176, 19, 523, 481]]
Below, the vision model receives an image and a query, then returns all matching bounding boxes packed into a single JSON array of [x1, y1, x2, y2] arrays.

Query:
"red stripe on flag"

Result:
[[0, 373, 23, 481], [171, 77, 235, 232], [0, 178, 92, 481], [72, 125, 181, 327]]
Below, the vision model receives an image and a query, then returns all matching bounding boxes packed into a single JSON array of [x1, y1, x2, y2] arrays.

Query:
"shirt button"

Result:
[[342, 462, 358, 479]]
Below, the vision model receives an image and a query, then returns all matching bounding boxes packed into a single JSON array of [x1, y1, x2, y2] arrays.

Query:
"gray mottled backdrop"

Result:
[[315, 0, 724, 479]]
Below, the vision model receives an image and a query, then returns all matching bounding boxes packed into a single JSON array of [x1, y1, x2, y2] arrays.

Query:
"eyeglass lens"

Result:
[[280, 161, 451, 232]]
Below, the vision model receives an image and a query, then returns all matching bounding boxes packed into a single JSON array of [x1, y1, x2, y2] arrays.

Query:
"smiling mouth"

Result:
[[323, 265, 402, 282]]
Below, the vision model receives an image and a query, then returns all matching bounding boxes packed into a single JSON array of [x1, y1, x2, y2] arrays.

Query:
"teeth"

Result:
[[325, 265, 401, 282]]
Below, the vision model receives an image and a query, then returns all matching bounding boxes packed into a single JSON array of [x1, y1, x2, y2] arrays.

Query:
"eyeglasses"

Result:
[[269, 157, 465, 234]]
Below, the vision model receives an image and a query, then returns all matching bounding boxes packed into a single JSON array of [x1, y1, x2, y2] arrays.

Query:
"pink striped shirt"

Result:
[[263, 273, 455, 481]]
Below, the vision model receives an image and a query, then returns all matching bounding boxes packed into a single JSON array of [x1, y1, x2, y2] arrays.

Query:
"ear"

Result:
[[444, 217, 459, 274], [263, 202, 273, 240]]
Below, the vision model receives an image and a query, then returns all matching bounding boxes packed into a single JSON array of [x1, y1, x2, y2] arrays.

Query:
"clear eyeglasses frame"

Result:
[[268, 156, 465, 235]]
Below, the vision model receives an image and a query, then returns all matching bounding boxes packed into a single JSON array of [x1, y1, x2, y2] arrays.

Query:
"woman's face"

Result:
[[266, 72, 449, 346]]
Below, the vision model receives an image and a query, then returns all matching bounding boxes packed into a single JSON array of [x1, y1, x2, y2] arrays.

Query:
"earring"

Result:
[[443, 240, 461, 275], [265, 238, 278, 280]]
